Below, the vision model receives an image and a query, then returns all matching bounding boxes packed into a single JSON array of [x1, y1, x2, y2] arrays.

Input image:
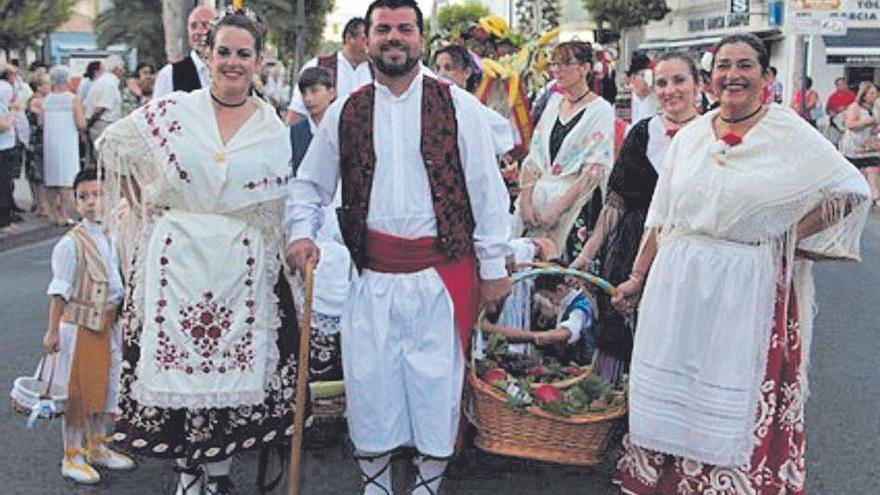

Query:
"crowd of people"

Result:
[[7, 0, 877, 494]]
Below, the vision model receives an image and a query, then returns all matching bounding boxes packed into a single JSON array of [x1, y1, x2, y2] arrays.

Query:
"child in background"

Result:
[[42, 168, 133, 484], [531, 271, 595, 365]]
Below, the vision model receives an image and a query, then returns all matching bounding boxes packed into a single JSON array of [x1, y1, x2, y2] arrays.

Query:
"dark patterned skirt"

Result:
[[590, 208, 648, 386], [563, 187, 604, 263], [113, 273, 300, 465]]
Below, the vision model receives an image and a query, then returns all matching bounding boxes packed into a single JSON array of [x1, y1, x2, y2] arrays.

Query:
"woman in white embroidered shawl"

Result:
[[97, 12, 298, 495], [514, 41, 614, 263], [612, 34, 870, 494]]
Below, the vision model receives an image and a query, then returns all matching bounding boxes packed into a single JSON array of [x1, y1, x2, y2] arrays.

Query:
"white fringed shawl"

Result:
[[629, 104, 870, 467], [97, 90, 292, 409]]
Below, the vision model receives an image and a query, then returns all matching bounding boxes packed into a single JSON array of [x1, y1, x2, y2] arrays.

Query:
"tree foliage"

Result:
[[582, 0, 669, 32], [516, 0, 560, 35], [436, 0, 490, 37], [250, 0, 334, 61], [0, 0, 76, 55], [96, 0, 165, 68]]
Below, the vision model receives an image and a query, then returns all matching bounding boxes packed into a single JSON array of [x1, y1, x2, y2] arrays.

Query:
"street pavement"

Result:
[[1, 214, 879, 494]]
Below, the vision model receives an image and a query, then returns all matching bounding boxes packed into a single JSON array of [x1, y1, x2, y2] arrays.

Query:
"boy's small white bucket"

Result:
[[10, 355, 66, 427]]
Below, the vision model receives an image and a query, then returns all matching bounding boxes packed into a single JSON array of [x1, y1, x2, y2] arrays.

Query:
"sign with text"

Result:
[[789, 0, 848, 34], [731, 0, 751, 15]]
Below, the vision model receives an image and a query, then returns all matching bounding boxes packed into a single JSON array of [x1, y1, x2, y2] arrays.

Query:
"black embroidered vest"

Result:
[[337, 76, 476, 271]]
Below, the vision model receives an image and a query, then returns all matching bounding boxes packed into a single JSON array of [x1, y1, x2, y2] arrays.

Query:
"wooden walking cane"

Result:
[[288, 257, 315, 495]]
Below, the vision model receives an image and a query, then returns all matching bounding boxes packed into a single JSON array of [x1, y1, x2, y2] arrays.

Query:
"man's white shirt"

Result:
[[287, 51, 372, 117], [152, 51, 210, 99], [285, 66, 510, 280], [86, 72, 122, 122]]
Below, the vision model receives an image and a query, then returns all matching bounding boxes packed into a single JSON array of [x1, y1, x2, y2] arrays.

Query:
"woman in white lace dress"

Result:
[[612, 34, 870, 495], [98, 12, 298, 495]]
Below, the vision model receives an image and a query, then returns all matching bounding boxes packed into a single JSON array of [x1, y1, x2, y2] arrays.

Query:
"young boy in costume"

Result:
[[530, 271, 595, 365], [42, 168, 134, 483]]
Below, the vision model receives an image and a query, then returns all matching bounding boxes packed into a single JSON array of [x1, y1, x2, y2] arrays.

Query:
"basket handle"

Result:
[[37, 354, 58, 400], [471, 264, 618, 369]]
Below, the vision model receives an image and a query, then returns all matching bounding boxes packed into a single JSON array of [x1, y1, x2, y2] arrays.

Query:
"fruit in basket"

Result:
[[483, 368, 508, 389], [526, 365, 547, 379], [533, 384, 564, 405], [565, 366, 585, 377], [589, 399, 609, 411]]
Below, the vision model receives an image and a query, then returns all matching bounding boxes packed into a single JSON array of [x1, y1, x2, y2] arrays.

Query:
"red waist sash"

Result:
[[365, 230, 479, 353]]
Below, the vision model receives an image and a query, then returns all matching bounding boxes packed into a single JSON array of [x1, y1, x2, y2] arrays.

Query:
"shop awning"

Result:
[[824, 29, 880, 65]]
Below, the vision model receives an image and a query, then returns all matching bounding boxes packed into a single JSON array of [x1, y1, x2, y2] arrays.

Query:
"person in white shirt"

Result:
[[285, 1, 511, 493], [431, 43, 515, 157], [627, 52, 660, 126], [285, 17, 372, 125], [152, 5, 216, 98], [85, 55, 124, 153]]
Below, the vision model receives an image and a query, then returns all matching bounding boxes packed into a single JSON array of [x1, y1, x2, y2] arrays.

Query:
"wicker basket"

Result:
[[10, 355, 66, 421], [468, 371, 624, 465], [467, 264, 625, 465]]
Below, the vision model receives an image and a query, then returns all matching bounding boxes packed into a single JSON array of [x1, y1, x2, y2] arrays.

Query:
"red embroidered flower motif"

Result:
[[665, 128, 679, 138], [244, 174, 291, 191], [720, 132, 743, 147], [591, 131, 605, 142], [178, 292, 234, 362], [551, 164, 563, 176]]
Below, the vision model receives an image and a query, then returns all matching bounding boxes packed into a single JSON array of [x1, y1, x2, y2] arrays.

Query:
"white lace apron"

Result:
[[98, 89, 292, 409]]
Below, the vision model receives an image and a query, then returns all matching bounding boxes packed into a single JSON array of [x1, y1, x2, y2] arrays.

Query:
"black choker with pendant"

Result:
[[567, 90, 592, 105], [719, 105, 763, 124], [210, 92, 248, 108]]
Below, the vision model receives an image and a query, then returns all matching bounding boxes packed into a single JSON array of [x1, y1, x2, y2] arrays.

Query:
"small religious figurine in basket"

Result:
[[41, 168, 134, 484]]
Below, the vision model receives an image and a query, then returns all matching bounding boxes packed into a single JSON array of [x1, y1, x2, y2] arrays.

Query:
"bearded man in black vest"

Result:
[[286, 1, 512, 493], [153, 5, 216, 98]]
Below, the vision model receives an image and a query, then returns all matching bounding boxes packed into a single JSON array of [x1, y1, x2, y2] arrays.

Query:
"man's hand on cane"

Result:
[[286, 238, 321, 273]]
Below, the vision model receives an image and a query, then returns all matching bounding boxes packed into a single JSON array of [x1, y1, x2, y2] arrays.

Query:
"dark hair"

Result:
[[29, 61, 47, 72], [713, 33, 769, 73], [769, 66, 777, 76], [835, 76, 846, 85], [432, 44, 470, 71], [135, 62, 153, 75], [552, 42, 593, 66], [552, 42, 593, 85], [432, 44, 477, 91], [654, 51, 698, 85], [803, 76, 813, 90], [84, 61, 102, 80], [73, 167, 102, 191], [343, 17, 367, 41], [298, 66, 334, 92], [534, 272, 567, 293], [208, 13, 266, 54], [366, 0, 423, 35]]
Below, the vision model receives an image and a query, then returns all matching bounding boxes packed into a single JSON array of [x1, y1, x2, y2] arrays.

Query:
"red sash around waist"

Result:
[[365, 230, 479, 353]]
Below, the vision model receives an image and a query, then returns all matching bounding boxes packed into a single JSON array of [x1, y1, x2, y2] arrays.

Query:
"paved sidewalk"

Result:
[[0, 176, 65, 252]]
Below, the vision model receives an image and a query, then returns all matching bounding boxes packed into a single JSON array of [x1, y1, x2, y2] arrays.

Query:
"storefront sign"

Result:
[[731, 0, 751, 15], [688, 13, 751, 32], [789, 0, 848, 34], [831, 0, 880, 26]]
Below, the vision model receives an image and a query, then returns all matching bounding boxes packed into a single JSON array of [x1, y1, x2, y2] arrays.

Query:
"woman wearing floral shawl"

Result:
[[514, 41, 614, 263]]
